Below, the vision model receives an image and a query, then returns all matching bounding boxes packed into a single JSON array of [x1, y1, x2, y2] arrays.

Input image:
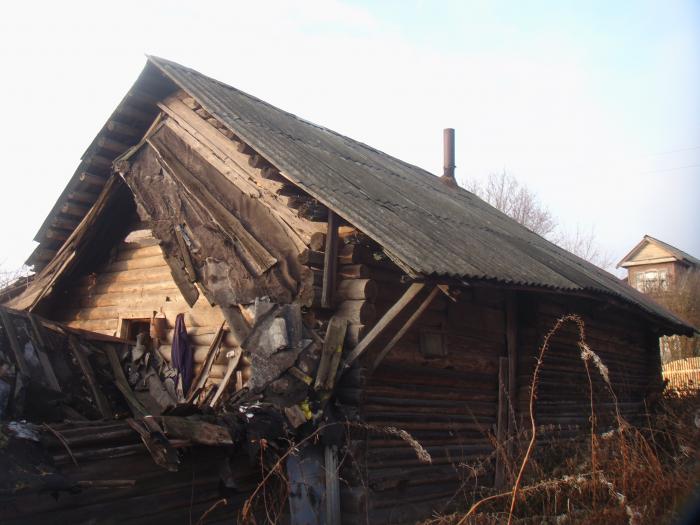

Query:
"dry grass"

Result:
[[422, 316, 700, 525]]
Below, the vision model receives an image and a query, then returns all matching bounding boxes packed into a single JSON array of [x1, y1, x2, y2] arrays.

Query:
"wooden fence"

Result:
[[662, 356, 700, 390]]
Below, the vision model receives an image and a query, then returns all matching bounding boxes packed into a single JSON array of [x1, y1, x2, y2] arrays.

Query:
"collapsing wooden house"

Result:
[[2, 56, 694, 524]]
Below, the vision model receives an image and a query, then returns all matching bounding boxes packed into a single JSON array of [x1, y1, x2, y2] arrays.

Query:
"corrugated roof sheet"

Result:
[[146, 57, 693, 333], [24, 57, 694, 334]]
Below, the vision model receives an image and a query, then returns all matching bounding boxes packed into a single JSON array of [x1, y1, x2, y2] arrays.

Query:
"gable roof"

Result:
[[618, 235, 700, 269], [22, 57, 694, 335]]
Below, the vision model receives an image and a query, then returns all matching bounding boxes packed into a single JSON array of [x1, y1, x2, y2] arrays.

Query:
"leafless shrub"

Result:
[[463, 172, 613, 269]]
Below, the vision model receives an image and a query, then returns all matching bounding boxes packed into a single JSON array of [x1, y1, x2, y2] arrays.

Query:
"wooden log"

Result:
[[344, 324, 366, 348], [105, 344, 149, 417], [51, 215, 81, 230], [0, 309, 31, 376], [309, 231, 326, 251], [335, 300, 376, 325], [87, 154, 114, 171], [322, 212, 339, 308], [299, 249, 324, 267], [78, 171, 107, 187], [106, 120, 141, 137], [158, 416, 233, 445], [27, 313, 62, 391], [97, 136, 130, 153], [315, 317, 348, 390], [44, 228, 70, 241], [337, 279, 377, 301], [116, 104, 155, 122], [68, 337, 112, 418], [60, 201, 90, 217]]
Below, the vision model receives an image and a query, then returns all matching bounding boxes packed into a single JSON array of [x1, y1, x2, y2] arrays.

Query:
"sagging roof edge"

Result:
[[22, 57, 696, 337]]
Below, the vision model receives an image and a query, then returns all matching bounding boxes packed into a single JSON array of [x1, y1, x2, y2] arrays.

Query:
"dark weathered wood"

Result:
[[174, 225, 197, 282], [27, 313, 62, 391], [341, 282, 425, 371], [158, 416, 233, 445], [334, 300, 376, 325], [78, 171, 106, 187], [68, 337, 112, 418], [315, 316, 348, 390], [106, 120, 141, 137], [187, 322, 225, 402], [322, 211, 339, 308], [51, 215, 81, 230], [370, 286, 440, 372], [105, 344, 149, 417], [44, 228, 70, 241], [309, 231, 326, 251], [0, 309, 31, 376], [97, 136, 130, 153], [60, 201, 90, 217], [506, 292, 518, 460], [494, 356, 509, 489]]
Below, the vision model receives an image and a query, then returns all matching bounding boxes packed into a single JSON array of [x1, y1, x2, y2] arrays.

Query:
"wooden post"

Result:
[[68, 337, 112, 419], [0, 309, 30, 376], [27, 314, 62, 391], [340, 282, 425, 371], [370, 286, 441, 372], [322, 211, 339, 308], [505, 292, 518, 465], [494, 356, 509, 489], [325, 445, 341, 525]]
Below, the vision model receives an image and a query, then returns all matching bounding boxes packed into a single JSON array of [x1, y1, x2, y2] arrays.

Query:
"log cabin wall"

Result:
[[46, 220, 243, 389]]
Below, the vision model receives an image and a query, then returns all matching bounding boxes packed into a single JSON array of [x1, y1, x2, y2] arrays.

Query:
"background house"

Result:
[[618, 235, 699, 293], [619, 235, 699, 363]]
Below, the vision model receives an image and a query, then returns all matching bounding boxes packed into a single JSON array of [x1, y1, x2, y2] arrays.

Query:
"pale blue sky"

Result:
[[0, 0, 697, 275]]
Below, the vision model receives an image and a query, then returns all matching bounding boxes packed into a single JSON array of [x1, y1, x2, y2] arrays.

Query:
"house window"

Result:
[[634, 269, 669, 292]]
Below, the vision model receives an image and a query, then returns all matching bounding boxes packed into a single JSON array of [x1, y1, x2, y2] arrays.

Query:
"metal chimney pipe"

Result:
[[441, 128, 457, 187]]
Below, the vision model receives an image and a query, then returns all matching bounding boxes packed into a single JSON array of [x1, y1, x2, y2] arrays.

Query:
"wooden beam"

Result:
[[27, 313, 62, 392], [494, 356, 509, 489], [29, 247, 57, 262], [340, 282, 425, 371], [315, 316, 348, 390], [44, 228, 70, 241], [59, 201, 90, 217], [322, 211, 339, 308], [104, 344, 148, 417], [78, 171, 106, 187], [505, 291, 518, 463], [96, 136, 130, 154], [370, 286, 441, 372], [68, 337, 112, 419], [0, 309, 31, 376], [106, 120, 141, 137], [116, 104, 155, 123], [67, 190, 98, 205], [51, 215, 81, 230], [87, 154, 113, 171]]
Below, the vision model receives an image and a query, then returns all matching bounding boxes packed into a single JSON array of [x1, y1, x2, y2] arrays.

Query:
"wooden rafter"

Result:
[[340, 282, 425, 371]]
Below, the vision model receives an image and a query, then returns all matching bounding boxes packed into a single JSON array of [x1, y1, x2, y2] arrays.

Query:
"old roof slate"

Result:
[[25, 57, 695, 334]]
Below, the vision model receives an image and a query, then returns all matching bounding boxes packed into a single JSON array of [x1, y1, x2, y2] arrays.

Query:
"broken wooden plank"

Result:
[[494, 356, 509, 489], [158, 416, 233, 445], [322, 211, 339, 308], [209, 347, 242, 408], [27, 313, 62, 391], [340, 282, 425, 371], [315, 317, 348, 390], [68, 337, 112, 419], [370, 286, 441, 372], [174, 224, 197, 282], [104, 344, 149, 417], [126, 418, 179, 471], [186, 322, 225, 403], [0, 308, 31, 376], [147, 135, 277, 276]]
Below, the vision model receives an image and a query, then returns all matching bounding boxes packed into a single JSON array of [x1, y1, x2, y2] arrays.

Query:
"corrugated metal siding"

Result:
[[149, 57, 692, 333]]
